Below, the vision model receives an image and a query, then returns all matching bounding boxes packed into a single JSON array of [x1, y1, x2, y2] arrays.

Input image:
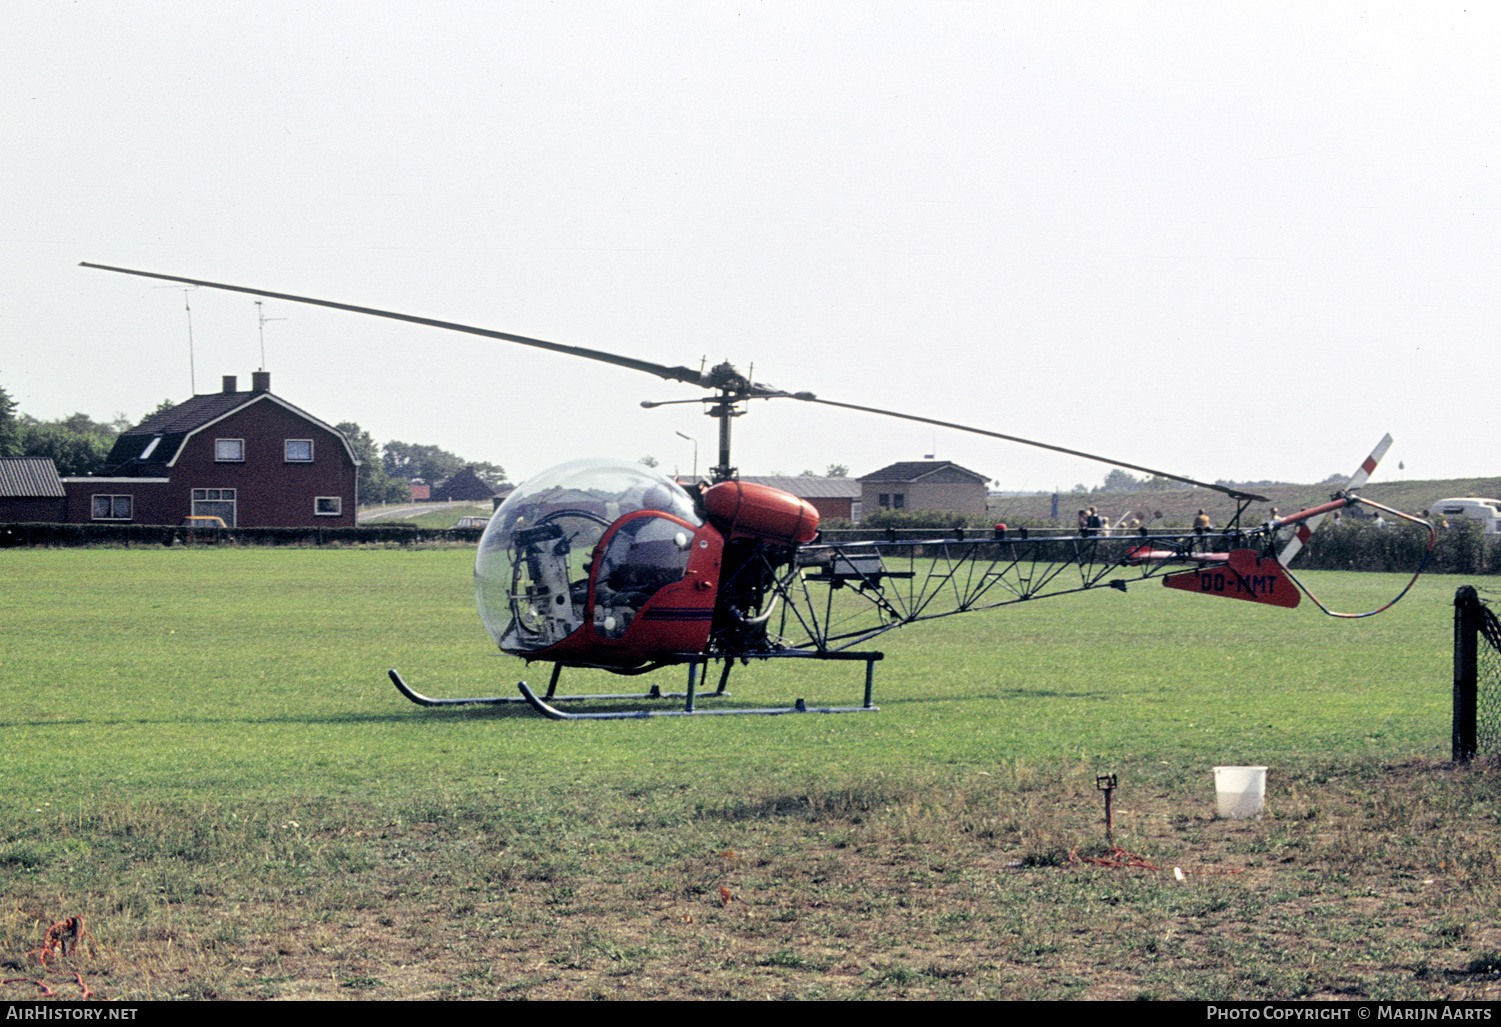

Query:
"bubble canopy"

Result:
[[474, 459, 703, 653]]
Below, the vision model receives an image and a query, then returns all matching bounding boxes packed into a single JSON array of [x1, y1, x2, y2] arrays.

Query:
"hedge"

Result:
[[4, 515, 1487, 574], [1293, 518, 1497, 575]]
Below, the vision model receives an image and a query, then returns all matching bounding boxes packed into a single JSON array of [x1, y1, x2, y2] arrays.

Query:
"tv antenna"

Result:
[[152, 285, 198, 394], [255, 300, 285, 371]]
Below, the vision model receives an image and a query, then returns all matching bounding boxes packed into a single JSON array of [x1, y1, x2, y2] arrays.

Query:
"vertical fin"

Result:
[[1277, 434, 1392, 567]]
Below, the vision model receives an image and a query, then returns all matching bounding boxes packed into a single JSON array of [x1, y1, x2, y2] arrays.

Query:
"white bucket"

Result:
[[1213, 766, 1267, 819]]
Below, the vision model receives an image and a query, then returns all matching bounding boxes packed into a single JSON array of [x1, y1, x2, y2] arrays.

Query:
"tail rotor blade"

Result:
[[1277, 434, 1393, 566]]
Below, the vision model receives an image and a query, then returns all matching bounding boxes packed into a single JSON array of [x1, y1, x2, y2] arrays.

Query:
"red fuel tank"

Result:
[[702, 480, 820, 544]]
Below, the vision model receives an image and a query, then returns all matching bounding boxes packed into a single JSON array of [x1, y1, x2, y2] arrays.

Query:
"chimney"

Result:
[[221, 375, 238, 394], [252, 371, 271, 393]]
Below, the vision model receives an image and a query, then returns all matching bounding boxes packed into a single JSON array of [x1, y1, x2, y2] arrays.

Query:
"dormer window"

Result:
[[215, 438, 245, 462], [285, 439, 313, 462]]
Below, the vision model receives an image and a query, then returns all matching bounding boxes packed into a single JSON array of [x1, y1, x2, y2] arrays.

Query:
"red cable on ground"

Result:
[[1069, 847, 1162, 871]]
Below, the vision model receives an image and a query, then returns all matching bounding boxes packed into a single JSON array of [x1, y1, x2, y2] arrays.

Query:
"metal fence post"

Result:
[[1454, 585, 1479, 763]]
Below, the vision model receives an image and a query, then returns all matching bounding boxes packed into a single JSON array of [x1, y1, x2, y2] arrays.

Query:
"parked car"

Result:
[[453, 516, 491, 529], [180, 516, 228, 529]]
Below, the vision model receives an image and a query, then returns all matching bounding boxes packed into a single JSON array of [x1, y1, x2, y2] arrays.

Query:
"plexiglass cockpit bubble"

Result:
[[475, 458, 702, 654]]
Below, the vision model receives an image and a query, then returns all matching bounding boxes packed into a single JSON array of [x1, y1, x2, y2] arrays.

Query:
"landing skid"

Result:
[[388, 665, 706, 707], [390, 649, 883, 720]]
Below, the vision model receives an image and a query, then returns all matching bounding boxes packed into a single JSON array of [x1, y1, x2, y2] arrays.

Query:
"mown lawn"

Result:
[[2, 547, 1497, 1000]]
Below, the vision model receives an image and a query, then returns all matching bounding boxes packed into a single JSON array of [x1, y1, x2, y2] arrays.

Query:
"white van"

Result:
[[1429, 498, 1501, 534]]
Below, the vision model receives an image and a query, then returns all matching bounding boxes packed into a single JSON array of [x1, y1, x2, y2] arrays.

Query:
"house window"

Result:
[[315, 496, 342, 517], [893, 494, 905, 510], [215, 438, 245, 462], [285, 439, 313, 462], [91, 495, 133, 521], [879, 493, 890, 508], [192, 488, 237, 527]]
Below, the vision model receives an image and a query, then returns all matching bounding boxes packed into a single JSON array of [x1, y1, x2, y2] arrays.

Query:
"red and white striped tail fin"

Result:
[[1277, 434, 1393, 567]]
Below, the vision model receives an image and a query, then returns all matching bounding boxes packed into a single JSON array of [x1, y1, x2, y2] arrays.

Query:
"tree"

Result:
[[468, 462, 508, 489], [826, 463, 849, 478], [14, 411, 123, 476], [337, 422, 410, 505], [0, 382, 19, 458], [19, 416, 114, 476], [383, 441, 466, 486], [1100, 468, 1141, 492]]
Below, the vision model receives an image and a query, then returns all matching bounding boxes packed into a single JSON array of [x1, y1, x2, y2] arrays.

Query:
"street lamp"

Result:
[[675, 431, 698, 481]]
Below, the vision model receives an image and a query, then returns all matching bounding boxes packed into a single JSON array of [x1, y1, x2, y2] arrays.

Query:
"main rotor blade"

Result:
[[81, 262, 1263, 500], [792, 395, 1268, 502], [79, 262, 706, 387]]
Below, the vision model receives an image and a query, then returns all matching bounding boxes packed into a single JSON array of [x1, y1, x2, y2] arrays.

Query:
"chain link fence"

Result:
[[1453, 585, 1501, 761]]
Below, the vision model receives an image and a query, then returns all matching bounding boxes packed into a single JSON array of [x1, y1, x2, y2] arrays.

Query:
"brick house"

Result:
[[63, 372, 358, 528], [857, 461, 990, 517]]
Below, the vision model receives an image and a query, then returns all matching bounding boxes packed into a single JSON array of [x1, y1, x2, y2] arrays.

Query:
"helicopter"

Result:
[[80, 262, 1436, 720]]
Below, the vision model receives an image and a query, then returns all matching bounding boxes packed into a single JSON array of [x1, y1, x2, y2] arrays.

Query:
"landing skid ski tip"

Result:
[[388, 668, 518, 707], [388, 667, 721, 708]]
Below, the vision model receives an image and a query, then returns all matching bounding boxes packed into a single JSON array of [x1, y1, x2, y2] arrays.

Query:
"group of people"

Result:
[[1072, 505, 1205, 537], [1075, 506, 1147, 536], [1069, 502, 1442, 540]]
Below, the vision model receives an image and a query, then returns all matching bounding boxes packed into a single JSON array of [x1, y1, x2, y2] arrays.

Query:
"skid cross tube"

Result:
[[518, 650, 883, 720]]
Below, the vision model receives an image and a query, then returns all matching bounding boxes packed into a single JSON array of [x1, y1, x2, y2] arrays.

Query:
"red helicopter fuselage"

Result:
[[476, 460, 818, 669]]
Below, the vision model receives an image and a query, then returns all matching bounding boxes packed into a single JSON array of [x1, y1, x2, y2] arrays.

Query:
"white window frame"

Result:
[[91, 494, 133, 521], [215, 438, 245, 462], [285, 439, 314, 463], [315, 496, 342, 517], [191, 488, 238, 527]]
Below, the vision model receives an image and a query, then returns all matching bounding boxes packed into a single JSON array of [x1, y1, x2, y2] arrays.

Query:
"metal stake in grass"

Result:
[[1096, 773, 1118, 848]]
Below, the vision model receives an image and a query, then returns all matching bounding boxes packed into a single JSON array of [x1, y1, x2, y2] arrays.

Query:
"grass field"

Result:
[[2, 547, 1499, 1000], [360, 502, 492, 529]]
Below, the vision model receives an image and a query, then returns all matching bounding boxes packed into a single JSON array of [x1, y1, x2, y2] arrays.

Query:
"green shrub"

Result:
[[1295, 517, 1497, 574]]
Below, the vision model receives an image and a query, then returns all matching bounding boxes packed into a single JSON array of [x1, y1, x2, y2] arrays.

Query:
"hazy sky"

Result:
[[6, 1, 1497, 493]]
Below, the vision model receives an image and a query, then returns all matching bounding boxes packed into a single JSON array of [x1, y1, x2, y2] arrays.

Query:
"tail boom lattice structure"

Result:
[[759, 526, 1286, 655]]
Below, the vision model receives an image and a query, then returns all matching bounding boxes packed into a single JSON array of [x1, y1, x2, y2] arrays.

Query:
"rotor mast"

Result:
[[710, 394, 737, 482], [704, 362, 750, 482]]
